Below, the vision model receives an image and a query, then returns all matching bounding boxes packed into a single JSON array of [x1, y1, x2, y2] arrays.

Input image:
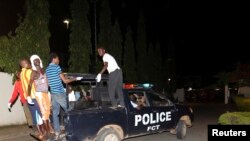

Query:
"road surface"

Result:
[[0, 103, 237, 141]]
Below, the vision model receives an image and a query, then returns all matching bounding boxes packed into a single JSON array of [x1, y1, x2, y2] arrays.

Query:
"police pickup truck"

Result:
[[64, 73, 193, 141]]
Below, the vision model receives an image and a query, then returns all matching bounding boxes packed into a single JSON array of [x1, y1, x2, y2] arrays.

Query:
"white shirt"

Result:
[[103, 53, 120, 73], [68, 91, 76, 102], [130, 101, 138, 108]]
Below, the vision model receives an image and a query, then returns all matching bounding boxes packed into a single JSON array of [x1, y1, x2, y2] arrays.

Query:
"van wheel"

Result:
[[96, 128, 121, 141], [176, 120, 187, 139]]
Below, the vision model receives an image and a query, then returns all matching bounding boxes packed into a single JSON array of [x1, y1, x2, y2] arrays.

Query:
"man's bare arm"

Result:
[[27, 71, 35, 97], [99, 62, 108, 74], [60, 73, 76, 84]]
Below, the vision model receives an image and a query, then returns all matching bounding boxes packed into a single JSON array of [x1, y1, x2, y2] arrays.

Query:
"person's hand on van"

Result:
[[27, 96, 34, 105], [76, 77, 83, 81], [96, 73, 101, 82]]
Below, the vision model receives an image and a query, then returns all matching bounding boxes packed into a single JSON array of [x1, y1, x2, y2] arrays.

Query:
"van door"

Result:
[[127, 91, 157, 136], [146, 91, 178, 131]]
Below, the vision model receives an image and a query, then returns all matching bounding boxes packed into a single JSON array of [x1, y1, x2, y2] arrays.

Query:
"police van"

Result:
[[64, 73, 194, 141]]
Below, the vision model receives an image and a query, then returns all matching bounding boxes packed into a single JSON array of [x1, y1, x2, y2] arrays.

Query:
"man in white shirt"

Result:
[[129, 94, 138, 108], [129, 93, 144, 110], [96, 46, 124, 107]]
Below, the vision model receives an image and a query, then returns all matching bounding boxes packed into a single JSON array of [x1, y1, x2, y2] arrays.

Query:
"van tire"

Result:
[[96, 128, 121, 141], [176, 120, 187, 139]]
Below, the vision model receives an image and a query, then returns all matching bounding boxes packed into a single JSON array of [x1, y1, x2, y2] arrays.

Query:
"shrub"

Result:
[[218, 112, 250, 124], [233, 96, 250, 111]]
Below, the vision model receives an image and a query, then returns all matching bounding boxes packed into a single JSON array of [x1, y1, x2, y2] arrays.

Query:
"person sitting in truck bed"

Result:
[[67, 85, 81, 110]]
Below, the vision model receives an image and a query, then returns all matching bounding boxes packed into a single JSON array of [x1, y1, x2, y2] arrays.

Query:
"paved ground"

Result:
[[0, 102, 238, 141], [0, 125, 66, 141], [0, 125, 34, 141]]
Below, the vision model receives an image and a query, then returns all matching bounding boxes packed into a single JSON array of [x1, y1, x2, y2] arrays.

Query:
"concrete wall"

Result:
[[0, 72, 27, 126], [238, 86, 250, 98]]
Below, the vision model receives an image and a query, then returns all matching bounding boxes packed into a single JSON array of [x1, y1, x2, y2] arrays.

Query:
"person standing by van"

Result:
[[45, 53, 80, 139], [96, 46, 124, 107]]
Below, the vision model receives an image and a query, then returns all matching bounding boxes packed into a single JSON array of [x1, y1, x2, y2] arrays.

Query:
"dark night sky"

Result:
[[1, 0, 250, 84], [0, 0, 25, 35], [173, 1, 250, 79]]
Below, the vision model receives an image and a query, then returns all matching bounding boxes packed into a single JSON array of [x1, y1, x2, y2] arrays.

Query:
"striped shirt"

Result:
[[45, 63, 65, 94], [20, 68, 36, 99]]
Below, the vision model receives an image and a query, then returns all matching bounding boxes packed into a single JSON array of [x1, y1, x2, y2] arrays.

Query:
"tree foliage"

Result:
[[98, 0, 123, 73], [123, 28, 137, 82], [136, 11, 147, 82], [215, 71, 231, 86], [68, 0, 91, 73], [98, 0, 112, 48], [215, 63, 250, 87], [96, 0, 113, 73], [148, 42, 162, 88], [0, 0, 50, 73], [108, 21, 122, 66], [230, 63, 250, 85]]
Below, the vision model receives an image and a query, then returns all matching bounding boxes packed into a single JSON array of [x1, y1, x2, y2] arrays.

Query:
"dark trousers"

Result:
[[108, 69, 124, 106]]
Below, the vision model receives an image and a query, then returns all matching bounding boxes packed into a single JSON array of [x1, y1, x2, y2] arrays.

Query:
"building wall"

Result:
[[238, 86, 250, 98], [0, 72, 27, 126]]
